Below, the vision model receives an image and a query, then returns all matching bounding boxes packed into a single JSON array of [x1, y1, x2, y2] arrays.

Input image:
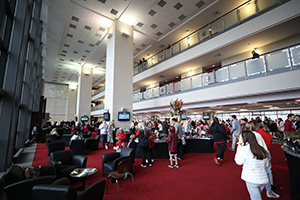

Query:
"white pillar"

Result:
[[66, 84, 77, 121], [105, 19, 133, 130], [76, 66, 93, 123]]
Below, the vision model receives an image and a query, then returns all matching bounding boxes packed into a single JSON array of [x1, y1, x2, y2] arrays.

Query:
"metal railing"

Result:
[[133, 44, 300, 102], [92, 87, 105, 97], [91, 104, 104, 111], [133, 0, 287, 75]]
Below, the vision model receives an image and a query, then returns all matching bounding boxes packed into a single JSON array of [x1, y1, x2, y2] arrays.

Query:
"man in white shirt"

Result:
[[99, 120, 108, 149]]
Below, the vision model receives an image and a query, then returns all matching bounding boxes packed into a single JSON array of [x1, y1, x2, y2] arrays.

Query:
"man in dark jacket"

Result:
[[162, 118, 169, 134], [210, 117, 227, 166]]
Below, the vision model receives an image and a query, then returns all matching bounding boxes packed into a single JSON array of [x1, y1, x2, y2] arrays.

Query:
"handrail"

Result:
[[133, 0, 287, 75], [132, 43, 300, 102], [92, 87, 105, 97]]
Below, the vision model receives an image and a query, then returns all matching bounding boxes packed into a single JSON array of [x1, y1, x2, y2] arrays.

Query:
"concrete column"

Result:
[[76, 66, 93, 123], [66, 84, 77, 121], [105, 19, 133, 129]]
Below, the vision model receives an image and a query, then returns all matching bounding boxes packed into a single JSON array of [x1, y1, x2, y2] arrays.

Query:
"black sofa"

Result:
[[32, 177, 105, 200], [4, 165, 57, 200]]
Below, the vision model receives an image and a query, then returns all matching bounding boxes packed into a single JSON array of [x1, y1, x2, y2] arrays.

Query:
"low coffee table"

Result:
[[70, 167, 97, 190]]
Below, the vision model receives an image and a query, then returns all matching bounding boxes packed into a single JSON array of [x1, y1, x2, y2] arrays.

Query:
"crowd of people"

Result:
[[32, 112, 300, 199]]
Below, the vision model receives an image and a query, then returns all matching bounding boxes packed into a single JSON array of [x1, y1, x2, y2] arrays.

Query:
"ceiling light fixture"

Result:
[[121, 32, 129, 38], [107, 33, 113, 39]]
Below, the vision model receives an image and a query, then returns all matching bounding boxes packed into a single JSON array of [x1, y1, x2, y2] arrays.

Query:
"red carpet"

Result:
[[32, 142, 290, 200]]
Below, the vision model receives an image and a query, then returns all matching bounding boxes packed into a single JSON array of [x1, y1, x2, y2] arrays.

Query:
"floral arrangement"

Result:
[[170, 98, 183, 117]]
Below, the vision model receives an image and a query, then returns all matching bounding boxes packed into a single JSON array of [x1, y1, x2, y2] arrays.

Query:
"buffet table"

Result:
[[281, 145, 300, 200], [135, 137, 214, 159]]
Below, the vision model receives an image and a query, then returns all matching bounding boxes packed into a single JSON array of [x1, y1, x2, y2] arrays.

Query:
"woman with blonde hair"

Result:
[[50, 128, 59, 136], [135, 122, 152, 167]]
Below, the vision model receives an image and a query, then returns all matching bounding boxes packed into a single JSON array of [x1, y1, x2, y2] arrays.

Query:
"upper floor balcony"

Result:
[[133, 44, 300, 104], [133, 0, 292, 76]]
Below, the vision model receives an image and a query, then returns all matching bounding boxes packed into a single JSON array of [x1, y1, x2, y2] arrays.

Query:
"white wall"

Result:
[[44, 83, 68, 122]]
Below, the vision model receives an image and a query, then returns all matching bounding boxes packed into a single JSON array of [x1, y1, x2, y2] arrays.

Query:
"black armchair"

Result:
[[102, 147, 133, 177], [45, 134, 61, 141], [69, 140, 85, 155], [47, 140, 65, 156], [49, 150, 87, 179], [4, 165, 57, 200], [85, 135, 100, 151], [32, 177, 106, 200], [62, 134, 72, 146]]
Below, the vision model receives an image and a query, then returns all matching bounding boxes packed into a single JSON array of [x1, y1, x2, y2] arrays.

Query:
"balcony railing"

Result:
[[92, 87, 105, 97], [91, 104, 104, 111], [133, 44, 300, 102], [133, 0, 288, 75]]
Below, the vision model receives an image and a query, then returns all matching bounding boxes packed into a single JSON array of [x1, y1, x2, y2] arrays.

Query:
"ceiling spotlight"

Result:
[[186, 29, 190, 33]]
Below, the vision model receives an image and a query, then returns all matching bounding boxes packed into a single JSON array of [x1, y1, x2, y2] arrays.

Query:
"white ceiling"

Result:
[[43, 0, 300, 114], [44, 0, 248, 86]]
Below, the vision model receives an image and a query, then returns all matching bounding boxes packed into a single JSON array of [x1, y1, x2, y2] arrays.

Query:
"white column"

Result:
[[105, 19, 133, 130], [66, 83, 77, 121], [76, 66, 93, 123]]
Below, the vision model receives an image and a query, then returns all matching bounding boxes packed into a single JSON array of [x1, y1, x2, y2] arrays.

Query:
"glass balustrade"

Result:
[[132, 44, 299, 103], [92, 87, 105, 97], [91, 104, 104, 111], [133, 0, 284, 75]]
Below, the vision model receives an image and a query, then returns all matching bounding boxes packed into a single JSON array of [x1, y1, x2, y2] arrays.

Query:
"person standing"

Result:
[[107, 120, 115, 146], [158, 121, 163, 134], [229, 115, 241, 151], [295, 115, 300, 131], [256, 123, 280, 198], [184, 118, 192, 135], [99, 120, 108, 149], [162, 118, 169, 135], [284, 114, 296, 132], [136, 123, 152, 167], [166, 126, 179, 168], [235, 130, 269, 200], [172, 118, 184, 160], [210, 117, 227, 166]]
